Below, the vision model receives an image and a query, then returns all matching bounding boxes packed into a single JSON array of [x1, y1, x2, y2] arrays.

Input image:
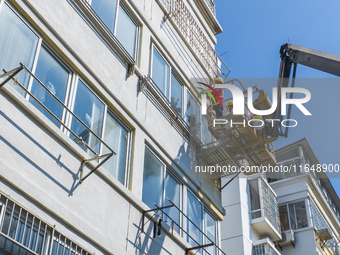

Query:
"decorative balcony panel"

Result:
[[158, 0, 229, 79], [253, 238, 281, 255], [249, 177, 281, 241]]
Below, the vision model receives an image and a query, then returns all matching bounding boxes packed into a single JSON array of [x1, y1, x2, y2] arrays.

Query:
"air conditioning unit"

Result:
[[277, 229, 295, 246]]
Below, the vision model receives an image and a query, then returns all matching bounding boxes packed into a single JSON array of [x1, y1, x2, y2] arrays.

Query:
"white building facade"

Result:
[[0, 0, 229, 254]]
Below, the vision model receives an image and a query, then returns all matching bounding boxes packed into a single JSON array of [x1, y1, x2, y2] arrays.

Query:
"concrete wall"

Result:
[[220, 174, 264, 255], [0, 0, 224, 254]]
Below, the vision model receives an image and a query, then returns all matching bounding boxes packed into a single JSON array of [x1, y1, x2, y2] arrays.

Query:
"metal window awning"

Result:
[[0, 63, 116, 184]]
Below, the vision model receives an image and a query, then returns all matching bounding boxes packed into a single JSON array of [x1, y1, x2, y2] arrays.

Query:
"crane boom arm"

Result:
[[274, 43, 340, 138], [283, 44, 340, 76]]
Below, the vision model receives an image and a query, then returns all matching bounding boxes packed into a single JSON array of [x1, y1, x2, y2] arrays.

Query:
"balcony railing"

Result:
[[261, 179, 281, 234], [158, 0, 230, 79], [267, 158, 305, 183], [250, 177, 281, 241], [253, 238, 281, 255], [203, 0, 216, 16]]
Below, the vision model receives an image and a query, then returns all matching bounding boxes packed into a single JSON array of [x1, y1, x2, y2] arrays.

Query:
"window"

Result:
[[141, 147, 219, 251], [70, 79, 131, 184], [204, 211, 216, 255], [253, 239, 280, 255], [170, 73, 183, 115], [0, 3, 132, 186], [0, 3, 39, 95], [102, 112, 130, 184], [279, 200, 308, 230], [0, 195, 93, 255], [29, 46, 71, 127], [249, 179, 261, 219], [150, 46, 203, 140], [202, 116, 212, 144], [151, 46, 184, 116], [187, 191, 202, 247], [151, 47, 170, 97], [142, 147, 181, 233], [70, 79, 105, 154], [90, 0, 139, 59], [186, 91, 201, 139]]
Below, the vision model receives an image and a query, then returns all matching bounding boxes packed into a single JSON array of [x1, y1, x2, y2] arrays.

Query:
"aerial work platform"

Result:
[[199, 83, 277, 176]]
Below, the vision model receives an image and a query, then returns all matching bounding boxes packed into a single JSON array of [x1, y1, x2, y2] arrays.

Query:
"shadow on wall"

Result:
[[128, 214, 173, 255], [0, 110, 81, 196]]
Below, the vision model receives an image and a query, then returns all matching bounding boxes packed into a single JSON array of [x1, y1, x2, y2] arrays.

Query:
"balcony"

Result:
[[253, 238, 281, 255], [249, 177, 281, 241], [157, 0, 229, 79]]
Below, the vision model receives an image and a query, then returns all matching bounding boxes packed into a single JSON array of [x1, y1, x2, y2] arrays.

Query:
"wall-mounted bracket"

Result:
[[141, 204, 175, 233], [185, 243, 214, 255], [1, 64, 116, 185]]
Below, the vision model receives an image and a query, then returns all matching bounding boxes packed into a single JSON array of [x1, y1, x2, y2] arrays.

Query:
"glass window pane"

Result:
[[204, 211, 216, 255], [70, 80, 104, 154], [91, 0, 117, 31], [1, 212, 10, 235], [0, 4, 38, 95], [102, 112, 128, 184], [186, 92, 201, 139], [187, 192, 202, 248], [164, 172, 180, 234], [142, 148, 164, 209], [288, 203, 297, 230], [116, 5, 137, 58], [249, 180, 261, 218], [202, 116, 212, 144], [29, 47, 70, 127], [170, 74, 182, 115], [152, 48, 169, 97], [294, 201, 308, 229], [279, 205, 289, 230]]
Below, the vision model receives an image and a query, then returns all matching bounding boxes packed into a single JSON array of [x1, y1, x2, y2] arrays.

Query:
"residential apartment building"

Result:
[[0, 0, 229, 254], [221, 138, 340, 255]]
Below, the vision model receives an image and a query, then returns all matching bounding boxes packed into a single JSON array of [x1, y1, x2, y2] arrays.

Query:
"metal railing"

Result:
[[0, 64, 115, 184], [140, 75, 202, 144], [266, 158, 304, 183], [261, 179, 280, 233], [142, 198, 226, 255], [0, 192, 93, 255], [203, 0, 216, 16], [159, 0, 230, 79]]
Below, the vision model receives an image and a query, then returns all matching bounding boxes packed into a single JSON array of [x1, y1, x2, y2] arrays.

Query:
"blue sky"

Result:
[[214, 0, 340, 193]]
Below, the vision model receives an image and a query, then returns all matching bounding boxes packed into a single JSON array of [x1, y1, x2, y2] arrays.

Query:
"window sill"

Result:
[[292, 226, 315, 233], [139, 75, 202, 145]]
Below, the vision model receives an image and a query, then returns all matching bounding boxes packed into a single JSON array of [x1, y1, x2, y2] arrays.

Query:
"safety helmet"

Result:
[[227, 101, 233, 106], [213, 77, 224, 84]]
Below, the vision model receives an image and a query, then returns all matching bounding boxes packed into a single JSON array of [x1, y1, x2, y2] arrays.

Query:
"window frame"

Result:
[[142, 146, 183, 232], [279, 199, 309, 231], [67, 77, 132, 186], [149, 44, 203, 140], [140, 147, 220, 251], [0, 3, 133, 187], [87, 0, 140, 61], [150, 45, 186, 116], [27, 43, 74, 128]]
